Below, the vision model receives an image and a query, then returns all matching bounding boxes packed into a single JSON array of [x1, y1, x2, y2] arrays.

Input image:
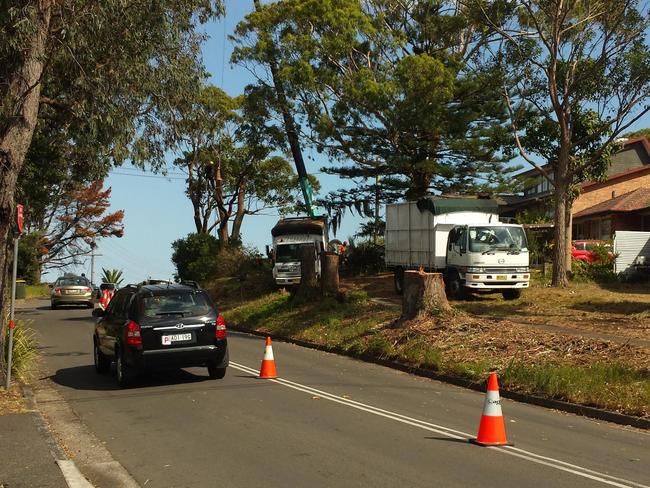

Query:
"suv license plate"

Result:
[[496, 275, 507, 280], [162, 333, 192, 345]]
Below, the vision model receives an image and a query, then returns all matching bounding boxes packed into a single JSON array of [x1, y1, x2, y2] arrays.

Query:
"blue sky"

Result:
[[60, 0, 650, 286]]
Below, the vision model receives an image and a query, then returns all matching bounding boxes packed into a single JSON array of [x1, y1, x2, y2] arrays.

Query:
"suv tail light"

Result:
[[54, 288, 62, 294], [215, 314, 227, 340], [126, 320, 142, 346]]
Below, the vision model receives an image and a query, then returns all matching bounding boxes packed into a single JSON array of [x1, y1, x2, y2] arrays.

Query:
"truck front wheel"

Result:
[[394, 268, 405, 295], [502, 289, 522, 300], [445, 271, 464, 300]]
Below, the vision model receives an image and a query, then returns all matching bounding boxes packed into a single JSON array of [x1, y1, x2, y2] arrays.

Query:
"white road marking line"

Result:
[[230, 362, 648, 488], [56, 460, 94, 488]]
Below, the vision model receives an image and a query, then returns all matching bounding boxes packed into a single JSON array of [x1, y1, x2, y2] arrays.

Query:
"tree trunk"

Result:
[[551, 175, 570, 287], [253, 0, 310, 207], [230, 185, 246, 243], [402, 270, 450, 320], [565, 204, 573, 274], [320, 252, 339, 296], [297, 244, 318, 297], [0, 1, 53, 365]]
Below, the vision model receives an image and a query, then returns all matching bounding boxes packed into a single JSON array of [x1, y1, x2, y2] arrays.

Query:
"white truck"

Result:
[[385, 198, 530, 300], [271, 217, 328, 287]]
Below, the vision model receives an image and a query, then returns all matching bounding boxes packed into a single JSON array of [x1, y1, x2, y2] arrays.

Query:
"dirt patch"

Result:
[[341, 273, 650, 343], [0, 385, 28, 415]]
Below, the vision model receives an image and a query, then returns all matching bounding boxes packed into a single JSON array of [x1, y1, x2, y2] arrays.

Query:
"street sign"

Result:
[[16, 204, 24, 235]]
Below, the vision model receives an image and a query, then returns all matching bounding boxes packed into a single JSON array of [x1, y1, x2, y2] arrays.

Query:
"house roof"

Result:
[[516, 136, 650, 179], [573, 188, 650, 219]]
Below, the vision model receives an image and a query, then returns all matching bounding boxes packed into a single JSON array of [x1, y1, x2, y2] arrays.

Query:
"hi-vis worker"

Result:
[[99, 288, 114, 310]]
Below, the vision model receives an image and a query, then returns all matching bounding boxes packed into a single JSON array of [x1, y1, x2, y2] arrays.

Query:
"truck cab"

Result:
[[271, 217, 328, 287], [446, 224, 530, 299]]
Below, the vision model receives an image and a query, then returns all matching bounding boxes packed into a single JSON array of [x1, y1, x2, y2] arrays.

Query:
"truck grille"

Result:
[[483, 268, 520, 274]]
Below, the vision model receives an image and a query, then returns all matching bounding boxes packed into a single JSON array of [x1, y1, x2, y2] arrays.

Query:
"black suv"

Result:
[[93, 282, 228, 386]]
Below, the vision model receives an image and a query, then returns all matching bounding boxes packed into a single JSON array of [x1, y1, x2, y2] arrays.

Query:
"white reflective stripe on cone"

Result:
[[263, 346, 275, 361], [482, 390, 503, 417]]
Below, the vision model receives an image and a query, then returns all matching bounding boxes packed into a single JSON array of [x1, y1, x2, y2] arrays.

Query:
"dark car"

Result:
[[93, 282, 228, 386]]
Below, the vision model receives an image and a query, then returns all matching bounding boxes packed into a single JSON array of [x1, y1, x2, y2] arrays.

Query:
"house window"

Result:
[[600, 218, 611, 240]]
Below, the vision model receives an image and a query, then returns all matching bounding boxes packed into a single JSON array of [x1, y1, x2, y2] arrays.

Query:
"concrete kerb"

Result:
[[19, 381, 141, 488], [228, 325, 650, 431]]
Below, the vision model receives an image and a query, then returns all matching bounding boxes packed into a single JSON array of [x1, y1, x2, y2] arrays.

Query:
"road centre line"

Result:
[[230, 362, 648, 488]]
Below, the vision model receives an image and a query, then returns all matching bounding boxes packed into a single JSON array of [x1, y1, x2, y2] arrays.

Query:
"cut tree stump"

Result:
[[402, 270, 451, 320], [296, 244, 318, 297], [320, 251, 339, 296]]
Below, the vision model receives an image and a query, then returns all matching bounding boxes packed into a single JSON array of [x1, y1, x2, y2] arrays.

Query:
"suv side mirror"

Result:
[[92, 308, 105, 318]]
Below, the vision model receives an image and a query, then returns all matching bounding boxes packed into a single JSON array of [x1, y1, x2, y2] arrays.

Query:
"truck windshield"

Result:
[[468, 226, 528, 253], [276, 244, 302, 263]]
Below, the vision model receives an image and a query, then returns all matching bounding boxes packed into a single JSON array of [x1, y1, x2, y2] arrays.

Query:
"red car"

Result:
[[571, 240, 612, 263]]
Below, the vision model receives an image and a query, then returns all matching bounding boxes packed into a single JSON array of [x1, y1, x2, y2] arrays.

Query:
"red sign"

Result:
[[16, 204, 24, 235]]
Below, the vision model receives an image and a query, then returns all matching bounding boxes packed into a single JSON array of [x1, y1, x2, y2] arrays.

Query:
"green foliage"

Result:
[[172, 85, 315, 239], [232, 0, 517, 208], [571, 244, 618, 283], [171, 233, 222, 284], [343, 240, 385, 276], [624, 128, 650, 140], [101, 268, 123, 285], [17, 232, 42, 284]]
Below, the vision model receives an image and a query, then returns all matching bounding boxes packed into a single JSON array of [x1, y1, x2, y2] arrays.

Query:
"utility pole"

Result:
[[374, 174, 381, 244], [89, 241, 102, 285]]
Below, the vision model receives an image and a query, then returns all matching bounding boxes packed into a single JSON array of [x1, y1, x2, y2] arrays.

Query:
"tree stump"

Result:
[[402, 270, 451, 320], [320, 251, 339, 296], [297, 244, 318, 297]]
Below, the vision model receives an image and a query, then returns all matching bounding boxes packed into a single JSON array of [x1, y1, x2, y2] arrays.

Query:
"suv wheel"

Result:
[[207, 361, 227, 379], [93, 340, 110, 374], [116, 349, 134, 387]]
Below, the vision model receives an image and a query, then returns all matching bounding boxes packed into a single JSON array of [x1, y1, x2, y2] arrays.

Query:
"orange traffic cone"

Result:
[[258, 336, 278, 379], [471, 372, 513, 446]]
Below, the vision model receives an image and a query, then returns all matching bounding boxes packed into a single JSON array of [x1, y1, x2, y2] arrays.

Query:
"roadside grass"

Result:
[[4, 320, 39, 384], [25, 284, 50, 299], [224, 290, 650, 418]]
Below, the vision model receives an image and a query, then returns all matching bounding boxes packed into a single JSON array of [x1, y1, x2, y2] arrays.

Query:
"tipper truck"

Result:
[[271, 217, 328, 287], [385, 197, 530, 300]]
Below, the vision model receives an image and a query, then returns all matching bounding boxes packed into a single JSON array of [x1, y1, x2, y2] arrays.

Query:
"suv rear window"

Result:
[[137, 291, 213, 319]]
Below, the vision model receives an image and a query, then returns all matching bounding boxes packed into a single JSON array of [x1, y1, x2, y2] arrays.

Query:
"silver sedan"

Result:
[[50, 276, 94, 309]]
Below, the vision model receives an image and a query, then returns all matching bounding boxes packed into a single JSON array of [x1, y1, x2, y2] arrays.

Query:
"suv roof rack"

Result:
[[180, 280, 199, 289]]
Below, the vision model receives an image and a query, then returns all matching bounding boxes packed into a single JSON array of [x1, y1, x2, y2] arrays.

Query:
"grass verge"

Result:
[[224, 290, 650, 419], [24, 284, 50, 299]]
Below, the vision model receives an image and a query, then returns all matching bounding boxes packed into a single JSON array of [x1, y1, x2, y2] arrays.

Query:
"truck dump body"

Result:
[[271, 217, 329, 287], [271, 218, 328, 237]]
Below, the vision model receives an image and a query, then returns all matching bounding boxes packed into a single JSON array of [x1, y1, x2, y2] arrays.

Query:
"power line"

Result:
[[111, 171, 187, 181]]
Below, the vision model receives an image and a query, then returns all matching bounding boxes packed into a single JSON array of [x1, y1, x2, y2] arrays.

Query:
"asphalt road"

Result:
[[20, 300, 650, 488]]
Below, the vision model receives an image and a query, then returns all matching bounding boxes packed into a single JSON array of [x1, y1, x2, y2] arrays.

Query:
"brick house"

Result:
[[500, 137, 650, 239]]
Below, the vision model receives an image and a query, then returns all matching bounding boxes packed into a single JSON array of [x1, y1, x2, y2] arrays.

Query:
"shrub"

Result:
[[5, 321, 39, 383], [171, 233, 222, 283], [571, 243, 618, 283], [343, 241, 385, 276]]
